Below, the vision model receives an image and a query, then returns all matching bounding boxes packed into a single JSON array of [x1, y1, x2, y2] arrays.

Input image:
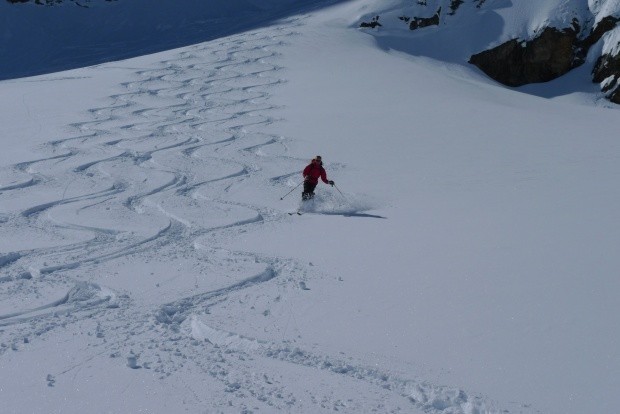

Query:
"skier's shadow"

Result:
[[321, 212, 387, 219]]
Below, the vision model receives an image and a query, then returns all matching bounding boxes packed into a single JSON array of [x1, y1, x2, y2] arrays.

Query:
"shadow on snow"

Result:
[[0, 0, 352, 80]]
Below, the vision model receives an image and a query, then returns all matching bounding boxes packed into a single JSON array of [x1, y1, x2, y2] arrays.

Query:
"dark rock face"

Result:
[[449, 0, 463, 15], [586, 16, 620, 104], [409, 8, 440, 30], [360, 16, 382, 29], [397, 8, 441, 30], [610, 87, 620, 104], [469, 27, 577, 87], [593, 52, 620, 103], [470, 16, 620, 96], [580, 16, 620, 51]]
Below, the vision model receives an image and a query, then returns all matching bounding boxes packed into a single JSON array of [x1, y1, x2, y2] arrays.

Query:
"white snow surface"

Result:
[[1, 1, 620, 413]]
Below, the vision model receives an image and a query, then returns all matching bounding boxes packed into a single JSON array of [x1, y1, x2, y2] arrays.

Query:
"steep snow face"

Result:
[[3, 0, 619, 82], [0, 0, 344, 80], [590, 0, 620, 22], [601, 26, 620, 54]]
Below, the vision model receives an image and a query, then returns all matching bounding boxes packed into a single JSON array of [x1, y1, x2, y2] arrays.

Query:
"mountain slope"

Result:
[[1, 1, 619, 413], [0, 0, 346, 80]]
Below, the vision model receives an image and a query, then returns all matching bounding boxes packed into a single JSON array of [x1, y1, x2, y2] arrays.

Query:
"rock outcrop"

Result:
[[448, 0, 463, 15], [469, 27, 578, 87], [397, 8, 441, 31], [359, 0, 620, 104], [593, 51, 620, 104], [360, 16, 382, 29], [469, 16, 620, 90]]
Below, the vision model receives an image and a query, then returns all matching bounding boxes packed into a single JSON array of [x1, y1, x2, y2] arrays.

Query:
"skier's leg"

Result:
[[302, 182, 316, 200], [308, 183, 317, 199], [302, 181, 313, 200]]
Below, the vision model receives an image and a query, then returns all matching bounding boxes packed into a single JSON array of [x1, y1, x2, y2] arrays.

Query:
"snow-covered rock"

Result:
[[357, 0, 620, 102]]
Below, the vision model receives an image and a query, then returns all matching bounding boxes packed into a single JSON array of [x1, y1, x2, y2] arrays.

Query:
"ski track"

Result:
[[0, 16, 522, 414]]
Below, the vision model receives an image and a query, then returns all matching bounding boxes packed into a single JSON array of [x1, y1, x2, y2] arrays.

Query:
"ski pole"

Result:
[[280, 181, 302, 200], [333, 183, 345, 197]]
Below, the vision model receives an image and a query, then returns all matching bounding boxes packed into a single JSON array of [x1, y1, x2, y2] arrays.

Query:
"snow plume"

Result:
[[299, 190, 383, 217]]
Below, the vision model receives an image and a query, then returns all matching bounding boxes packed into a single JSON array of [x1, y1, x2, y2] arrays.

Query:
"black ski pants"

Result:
[[302, 181, 317, 200]]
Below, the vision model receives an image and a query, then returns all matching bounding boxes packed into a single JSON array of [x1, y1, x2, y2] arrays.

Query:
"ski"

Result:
[[288, 211, 303, 215]]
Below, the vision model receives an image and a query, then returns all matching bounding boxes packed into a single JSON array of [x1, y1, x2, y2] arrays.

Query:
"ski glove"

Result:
[[328, 180, 334, 186]]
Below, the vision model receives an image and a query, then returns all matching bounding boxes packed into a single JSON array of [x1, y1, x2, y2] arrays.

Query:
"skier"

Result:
[[302, 155, 334, 200]]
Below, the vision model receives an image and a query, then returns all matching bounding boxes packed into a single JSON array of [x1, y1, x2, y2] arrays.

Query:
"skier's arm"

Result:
[[320, 169, 329, 184]]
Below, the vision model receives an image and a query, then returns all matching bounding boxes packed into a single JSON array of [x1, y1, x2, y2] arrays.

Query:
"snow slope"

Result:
[[0, 0, 345, 80], [1, 0, 620, 413]]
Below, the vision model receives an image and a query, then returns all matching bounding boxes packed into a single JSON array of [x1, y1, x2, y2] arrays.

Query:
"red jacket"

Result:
[[303, 163, 328, 185]]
